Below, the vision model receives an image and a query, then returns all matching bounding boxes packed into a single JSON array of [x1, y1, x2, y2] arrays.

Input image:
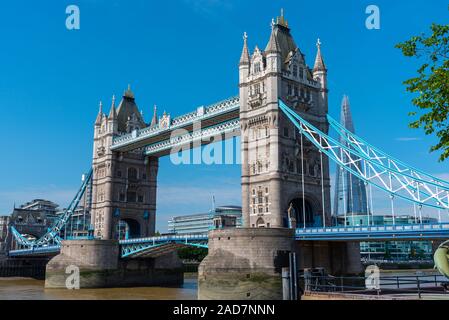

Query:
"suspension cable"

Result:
[[300, 132, 306, 229], [341, 154, 348, 227], [320, 136, 326, 228]]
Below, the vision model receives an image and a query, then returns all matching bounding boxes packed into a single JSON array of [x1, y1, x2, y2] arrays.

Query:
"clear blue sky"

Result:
[[0, 0, 448, 231]]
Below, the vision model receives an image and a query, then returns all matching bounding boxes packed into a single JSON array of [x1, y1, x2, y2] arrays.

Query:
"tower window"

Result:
[[128, 167, 138, 180], [119, 193, 125, 201], [283, 127, 289, 138], [117, 170, 122, 178], [254, 83, 261, 95], [138, 195, 144, 203], [293, 65, 298, 77], [287, 84, 292, 96], [254, 62, 261, 74], [299, 67, 304, 79]]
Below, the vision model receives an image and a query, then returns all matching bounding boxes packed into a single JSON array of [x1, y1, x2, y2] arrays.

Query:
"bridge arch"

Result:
[[116, 218, 141, 240], [256, 217, 266, 228], [287, 194, 321, 228]]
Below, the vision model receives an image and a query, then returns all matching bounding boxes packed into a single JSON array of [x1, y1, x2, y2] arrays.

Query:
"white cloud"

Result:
[[395, 137, 422, 142]]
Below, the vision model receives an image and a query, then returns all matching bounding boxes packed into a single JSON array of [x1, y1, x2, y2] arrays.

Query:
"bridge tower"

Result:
[[91, 87, 158, 240], [239, 11, 331, 229]]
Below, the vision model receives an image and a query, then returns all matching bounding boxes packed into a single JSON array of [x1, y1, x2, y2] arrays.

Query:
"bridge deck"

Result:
[[8, 224, 449, 257]]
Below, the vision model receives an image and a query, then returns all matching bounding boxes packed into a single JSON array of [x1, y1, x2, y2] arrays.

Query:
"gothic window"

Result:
[[299, 67, 304, 79], [293, 65, 298, 77], [287, 84, 292, 96], [142, 173, 147, 180], [119, 193, 125, 202], [254, 62, 261, 74], [138, 195, 144, 203], [258, 207, 263, 214], [294, 85, 298, 96], [254, 83, 261, 95], [128, 167, 138, 180], [283, 127, 289, 138], [117, 170, 122, 178], [262, 81, 265, 92], [258, 191, 263, 204], [258, 162, 263, 173], [300, 88, 305, 97]]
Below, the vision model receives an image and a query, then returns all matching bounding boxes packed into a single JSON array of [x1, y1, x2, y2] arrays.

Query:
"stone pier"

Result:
[[198, 228, 295, 300], [45, 240, 183, 289]]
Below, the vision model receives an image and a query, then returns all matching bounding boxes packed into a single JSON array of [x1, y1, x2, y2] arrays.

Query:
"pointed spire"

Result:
[[151, 105, 158, 126], [124, 84, 135, 99], [265, 25, 280, 53], [239, 32, 250, 66], [108, 95, 117, 120], [313, 38, 327, 72], [95, 101, 103, 125], [340, 95, 355, 133], [276, 8, 289, 28]]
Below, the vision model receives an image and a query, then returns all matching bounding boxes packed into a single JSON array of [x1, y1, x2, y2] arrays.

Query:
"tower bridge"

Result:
[[5, 11, 449, 299]]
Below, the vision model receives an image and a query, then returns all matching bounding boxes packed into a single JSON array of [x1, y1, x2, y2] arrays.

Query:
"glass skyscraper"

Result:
[[333, 96, 370, 219]]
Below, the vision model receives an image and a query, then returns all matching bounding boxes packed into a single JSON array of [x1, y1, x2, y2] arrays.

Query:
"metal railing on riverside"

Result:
[[299, 274, 449, 298]]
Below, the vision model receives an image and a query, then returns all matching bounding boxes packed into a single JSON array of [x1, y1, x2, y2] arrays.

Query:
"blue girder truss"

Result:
[[9, 170, 93, 252], [278, 99, 449, 211]]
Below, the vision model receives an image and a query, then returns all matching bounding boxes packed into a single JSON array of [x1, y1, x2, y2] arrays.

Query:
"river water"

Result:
[[0, 276, 198, 300]]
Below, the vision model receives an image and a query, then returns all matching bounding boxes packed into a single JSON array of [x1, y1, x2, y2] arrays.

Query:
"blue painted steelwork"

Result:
[[8, 245, 61, 257], [278, 100, 449, 210], [120, 234, 209, 258], [10, 222, 449, 257], [111, 96, 240, 151], [295, 223, 449, 241], [9, 170, 93, 253]]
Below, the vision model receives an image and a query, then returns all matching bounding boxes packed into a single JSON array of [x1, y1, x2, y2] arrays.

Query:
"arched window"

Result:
[[256, 218, 265, 228], [293, 65, 298, 77], [128, 167, 138, 180]]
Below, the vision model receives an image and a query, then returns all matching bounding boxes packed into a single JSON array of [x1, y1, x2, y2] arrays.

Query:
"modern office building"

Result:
[[168, 205, 242, 235], [337, 214, 436, 261]]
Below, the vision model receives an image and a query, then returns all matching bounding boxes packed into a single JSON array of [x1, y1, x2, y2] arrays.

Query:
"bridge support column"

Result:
[[45, 240, 183, 289], [295, 241, 363, 275], [198, 228, 295, 300]]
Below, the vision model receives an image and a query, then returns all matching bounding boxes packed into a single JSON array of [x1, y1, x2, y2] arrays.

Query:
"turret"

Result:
[[239, 32, 250, 84], [150, 105, 158, 127], [313, 39, 328, 113], [265, 24, 281, 73], [108, 95, 118, 134], [313, 38, 327, 89]]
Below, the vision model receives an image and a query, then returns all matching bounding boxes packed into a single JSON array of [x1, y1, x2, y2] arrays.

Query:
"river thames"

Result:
[[0, 275, 198, 300]]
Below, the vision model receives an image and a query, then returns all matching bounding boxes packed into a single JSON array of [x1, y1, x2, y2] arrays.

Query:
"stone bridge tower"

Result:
[[91, 87, 158, 240], [239, 12, 331, 229]]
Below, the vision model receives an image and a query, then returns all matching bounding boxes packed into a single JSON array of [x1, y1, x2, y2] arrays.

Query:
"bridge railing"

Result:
[[119, 233, 208, 245], [111, 96, 239, 149]]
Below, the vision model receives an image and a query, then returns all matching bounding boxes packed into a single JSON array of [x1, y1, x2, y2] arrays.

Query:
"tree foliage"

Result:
[[396, 20, 449, 161]]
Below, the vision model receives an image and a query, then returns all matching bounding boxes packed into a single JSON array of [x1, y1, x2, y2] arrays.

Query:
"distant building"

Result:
[[0, 216, 10, 254], [168, 205, 242, 235], [337, 214, 437, 262]]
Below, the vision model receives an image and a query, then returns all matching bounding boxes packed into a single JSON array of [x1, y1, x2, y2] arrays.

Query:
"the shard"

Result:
[[333, 96, 370, 218]]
